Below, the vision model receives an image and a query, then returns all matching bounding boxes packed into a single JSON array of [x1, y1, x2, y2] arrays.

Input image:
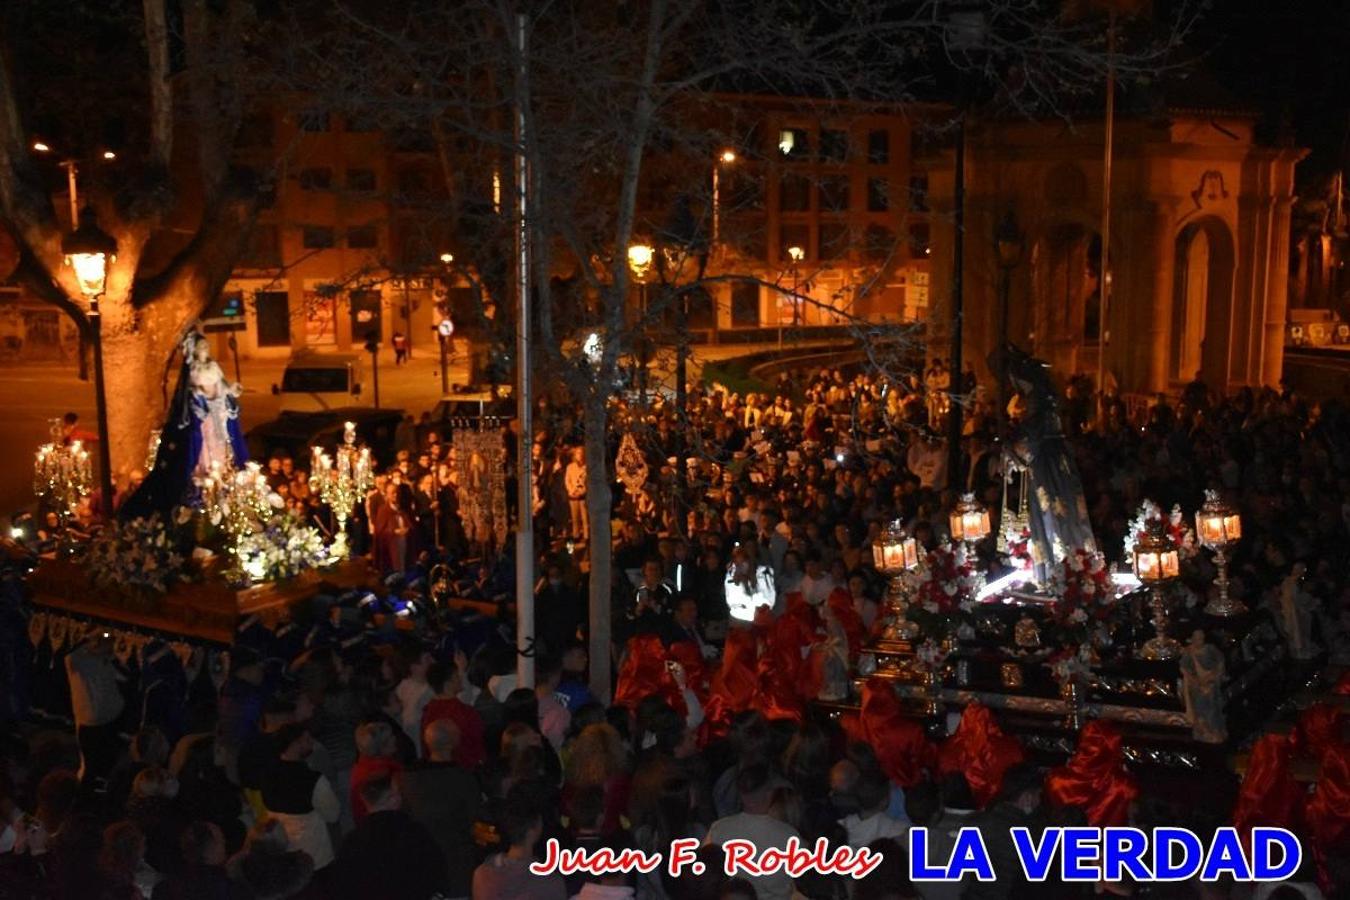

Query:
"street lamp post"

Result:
[[782, 244, 804, 352], [627, 243, 654, 406], [711, 148, 736, 246], [61, 207, 117, 518], [994, 211, 1023, 437], [35, 142, 117, 383], [438, 253, 455, 395]]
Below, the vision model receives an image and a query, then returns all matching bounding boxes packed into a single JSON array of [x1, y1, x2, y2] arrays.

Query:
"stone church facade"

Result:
[[925, 109, 1305, 398]]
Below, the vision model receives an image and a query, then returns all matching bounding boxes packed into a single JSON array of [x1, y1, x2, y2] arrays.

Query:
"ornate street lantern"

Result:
[[873, 519, 920, 573], [1196, 489, 1244, 616], [949, 492, 990, 546], [873, 519, 921, 643], [1133, 521, 1182, 660]]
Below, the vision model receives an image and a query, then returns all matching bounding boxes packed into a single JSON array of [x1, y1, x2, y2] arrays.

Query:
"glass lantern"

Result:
[[1195, 489, 1245, 616], [1195, 489, 1241, 549], [1133, 521, 1182, 660], [873, 520, 921, 645], [873, 519, 920, 575], [949, 493, 990, 544]]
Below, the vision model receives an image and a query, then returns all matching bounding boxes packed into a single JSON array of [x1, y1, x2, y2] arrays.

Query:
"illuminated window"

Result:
[[778, 128, 810, 160]]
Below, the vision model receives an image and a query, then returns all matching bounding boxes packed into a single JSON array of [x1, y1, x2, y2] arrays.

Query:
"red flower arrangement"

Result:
[[910, 541, 981, 637]]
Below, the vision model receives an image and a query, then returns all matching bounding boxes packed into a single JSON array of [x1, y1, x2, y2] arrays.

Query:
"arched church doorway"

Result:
[[1028, 222, 1102, 375], [1171, 217, 1235, 386]]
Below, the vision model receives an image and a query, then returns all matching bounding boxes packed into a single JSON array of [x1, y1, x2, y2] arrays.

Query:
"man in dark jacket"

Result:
[[332, 774, 448, 900], [399, 719, 482, 898]]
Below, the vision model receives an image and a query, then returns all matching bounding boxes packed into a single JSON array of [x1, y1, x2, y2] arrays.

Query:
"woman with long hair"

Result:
[[562, 723, 631, 836]]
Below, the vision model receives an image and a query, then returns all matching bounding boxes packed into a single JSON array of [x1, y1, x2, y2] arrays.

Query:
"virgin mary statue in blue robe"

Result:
[[120, 330, 248, 520]]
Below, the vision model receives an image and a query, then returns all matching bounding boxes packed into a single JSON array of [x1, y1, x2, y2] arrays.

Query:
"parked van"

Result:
[[270, 353, 364, 411]]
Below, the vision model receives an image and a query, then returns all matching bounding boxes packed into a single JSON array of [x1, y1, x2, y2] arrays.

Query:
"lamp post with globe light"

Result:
[[627, 243, 654, 405], [61, 207, 117, 517], [712, 148, 737, 246]]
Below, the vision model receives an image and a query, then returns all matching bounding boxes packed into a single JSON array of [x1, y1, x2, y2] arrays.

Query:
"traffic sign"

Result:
[[202, 316, 246, 334], [437, 319, 454, 338]]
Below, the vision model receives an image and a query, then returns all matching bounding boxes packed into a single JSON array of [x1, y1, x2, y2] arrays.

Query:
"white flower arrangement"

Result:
[[82, 513, 188, 594], [1123, 500, 1198, 563], [236, 514, 331, 584]]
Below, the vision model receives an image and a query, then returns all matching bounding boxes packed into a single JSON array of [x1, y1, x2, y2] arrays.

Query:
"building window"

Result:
[[777, 127, 810, 160], [299, 109, 331, 132], [347, 168, 377, 192], [302, 226, 335, 249], [305, 292, 337, 345], [347, 224, 378, 249], [731, 281, 760, 327], [865, 224, 898, 261], [349, 290, 383, 342], [819, 174, 850, 213], [908, 222, 931, 259], [867, 178, 890, 212], [298, 168, 333, 190], [909, 174, 929, 212], [867, 129, 890, 164], [254, 291, 291, 347], [820, 128, 848, 162], [779, 173, 811, 212], [236, 113, 274, 149], [780, 223, 811, 262], [345, 114, 378, 133], [240, 225, 281, 268], [819, 221, 850, 260]]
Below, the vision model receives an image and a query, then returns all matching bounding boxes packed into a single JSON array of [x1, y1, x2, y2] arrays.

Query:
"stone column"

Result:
[[1144, 198, 1178, 394], [1262, 195, 1297, 386]]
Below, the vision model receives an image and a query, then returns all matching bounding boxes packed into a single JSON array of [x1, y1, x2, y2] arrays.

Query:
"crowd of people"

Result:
[[4, 358, 1350, 900]]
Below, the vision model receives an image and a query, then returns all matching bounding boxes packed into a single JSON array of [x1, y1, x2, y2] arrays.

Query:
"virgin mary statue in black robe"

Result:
[[989, 344, 1097, 571]]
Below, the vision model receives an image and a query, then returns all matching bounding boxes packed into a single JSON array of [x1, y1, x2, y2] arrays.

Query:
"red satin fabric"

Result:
[[699, 628, 760, 744], [666, 640, 709, 706], [1293, 704, 1346, 761], [1044, 720, 1139, 826], [751, 605, 820, 723], [938, 702, 1025, 808], [852, 677, 935, 787], [612, 634, 686, 716], [1308, 742, 1350, 861], [1233, 733, 1303, 837]]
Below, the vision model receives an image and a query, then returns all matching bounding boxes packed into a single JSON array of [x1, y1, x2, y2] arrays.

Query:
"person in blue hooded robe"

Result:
[[121, 330, 248, 520]]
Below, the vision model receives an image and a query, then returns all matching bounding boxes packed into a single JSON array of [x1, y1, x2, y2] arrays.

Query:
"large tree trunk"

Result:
[[583, 391, 613, 702], [101, 330, 163, 485]]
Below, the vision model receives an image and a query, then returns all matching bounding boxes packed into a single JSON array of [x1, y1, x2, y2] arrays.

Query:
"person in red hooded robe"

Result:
[[938, 703, 1025, 809], [1233, 733, 1303, 839], [1044, 720, 1138, 827], [842, 677, 935, 788]]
